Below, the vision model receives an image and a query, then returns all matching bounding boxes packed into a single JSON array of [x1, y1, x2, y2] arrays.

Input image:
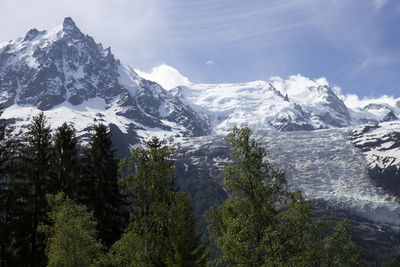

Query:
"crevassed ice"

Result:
[[255, 128, 400, 227]]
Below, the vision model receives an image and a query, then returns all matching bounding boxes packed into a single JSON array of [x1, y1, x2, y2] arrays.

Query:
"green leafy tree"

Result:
[[79, 123, 127, 248], [40, 192, 104, 267], [111, 137, 176, 266], [23, 112, 53, 267], [322, 219, 365, 266], [111, 137, 206, 266], [50, 123, 80, 199], [207, 127, 318, 266]]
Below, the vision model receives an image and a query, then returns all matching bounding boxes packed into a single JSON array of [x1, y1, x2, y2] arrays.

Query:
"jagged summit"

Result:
[[23, 28, 43, 41], [61, 17, 84, 38], [0, 17, 399, 142], [0, 18, 210, 141], [63, 17, 78, 30]]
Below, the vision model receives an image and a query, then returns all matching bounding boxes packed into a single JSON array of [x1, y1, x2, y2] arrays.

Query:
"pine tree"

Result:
[[23, 112, 53, 267], [111, 137, 206, 266], [166, 192, 207, 266], [50, 122, 80, 199], [39, 192, 104, 267], [207, 127, 317, 266], [79, 123, 127, 248], [0, 106, 30, 266], [0, 137, 29, 267]]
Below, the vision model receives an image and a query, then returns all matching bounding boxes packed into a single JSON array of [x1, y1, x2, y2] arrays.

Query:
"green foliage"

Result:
[[111, 137, 177, 266], [24, 112, 53, 266], [0, 108, 30, 266], [166, 192, 207, 266], [79, 123, 127, 248], [321, 219, 365, 266], [179, 175, 227, 223], [40, 192, 104, 267], [50, 122, 80, 199], [111, 137, 206, 266], [207, 127, 320, 266]]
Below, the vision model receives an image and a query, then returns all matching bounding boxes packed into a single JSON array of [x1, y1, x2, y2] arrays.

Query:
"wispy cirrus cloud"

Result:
[[0, 0, 399, 97]]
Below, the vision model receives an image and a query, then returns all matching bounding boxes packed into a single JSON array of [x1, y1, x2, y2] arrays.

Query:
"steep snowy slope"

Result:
[[352, 121, 400, 196], [171, 82, 316, 134], [0, 18, 209, 142], [168, 79, 398, 134]]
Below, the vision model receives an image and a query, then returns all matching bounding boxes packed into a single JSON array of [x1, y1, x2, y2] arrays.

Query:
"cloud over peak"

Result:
[[135, 64, 191, 90], [135, 63, 400, 111]]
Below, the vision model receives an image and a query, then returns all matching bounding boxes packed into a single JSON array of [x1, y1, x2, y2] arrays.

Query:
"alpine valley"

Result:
[[2, 18, 400, 259]]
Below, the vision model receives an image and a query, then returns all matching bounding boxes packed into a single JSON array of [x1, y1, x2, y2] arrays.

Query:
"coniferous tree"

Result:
[[166, 192, 207, 266], [23, 112, 53, 267], [0, 138, 29, 267], [79, 123, 127, 248], [50, 122, 80, 199], [0, 106, 30, 266], [39, 192, 104, 267], [111, 137, 206, 266]]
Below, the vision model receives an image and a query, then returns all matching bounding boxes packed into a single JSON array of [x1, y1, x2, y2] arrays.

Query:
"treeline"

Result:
[[0, 111, 394, 266]]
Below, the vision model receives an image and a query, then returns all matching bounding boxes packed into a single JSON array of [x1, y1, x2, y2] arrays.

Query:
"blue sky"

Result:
[[0, 0, 399, 97]]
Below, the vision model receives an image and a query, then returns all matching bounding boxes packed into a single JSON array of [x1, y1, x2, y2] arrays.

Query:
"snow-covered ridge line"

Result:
[[138, 65, 399, 134], [2, 17, 400, 137]]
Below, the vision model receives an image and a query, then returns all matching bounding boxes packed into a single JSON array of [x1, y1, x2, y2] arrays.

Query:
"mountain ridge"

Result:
[[0, 17, 209, 141], [1, 17, 400, 256], [1, 17, 399, 139]]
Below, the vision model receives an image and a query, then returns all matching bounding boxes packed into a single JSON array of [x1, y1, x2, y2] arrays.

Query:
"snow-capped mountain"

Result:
[[1, 17, 399, 141], [1, 17, 400, 232], [170, 82, 354, 134], [0, 17, 209, 143]]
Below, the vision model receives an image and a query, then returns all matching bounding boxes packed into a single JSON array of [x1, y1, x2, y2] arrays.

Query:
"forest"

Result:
[[0, 110, 397, 266]]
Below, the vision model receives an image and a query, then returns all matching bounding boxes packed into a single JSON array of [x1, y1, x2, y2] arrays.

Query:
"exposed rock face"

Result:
[[0, 17, 123, 109], [0, 17, 209, 139], [352, 121, 400, 197], [1, 17, 400, 261], [383, 111, 398, 122]]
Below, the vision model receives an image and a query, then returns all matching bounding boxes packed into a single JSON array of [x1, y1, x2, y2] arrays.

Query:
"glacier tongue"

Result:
[[258, 128, 400, 226], [176, 128, 400, 227]]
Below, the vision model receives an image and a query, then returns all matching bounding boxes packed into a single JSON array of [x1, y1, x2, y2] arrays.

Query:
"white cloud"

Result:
[[135, 64, 191, 90], [269, 74, 329, 99], [343, 93, 400, 109], [137, 65, 400, 112], [269, 74, 400, 110], [206, 60, 214, 66]]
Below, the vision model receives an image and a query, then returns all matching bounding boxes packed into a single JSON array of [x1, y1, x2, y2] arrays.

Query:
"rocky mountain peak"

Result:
[[62, 17, 79, 33], [306, 84, 351, 126], [0, 18, 211, 140], [24, 28, 42, 41]]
